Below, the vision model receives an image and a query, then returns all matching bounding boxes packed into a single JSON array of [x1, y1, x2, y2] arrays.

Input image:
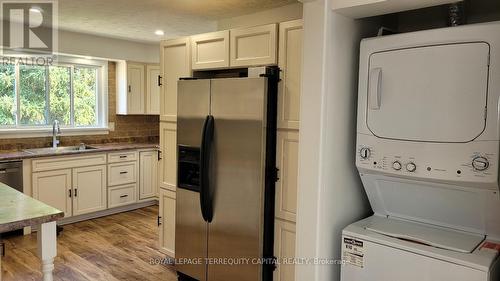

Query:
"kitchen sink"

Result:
[[24, 145, 98, 155]]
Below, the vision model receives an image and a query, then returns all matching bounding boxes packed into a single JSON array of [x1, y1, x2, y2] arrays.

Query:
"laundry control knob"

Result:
[[472, 157, 489, 171], [406, 162, 417, 172], [360, 148, 371, 159], [392, 161, 402, 171]]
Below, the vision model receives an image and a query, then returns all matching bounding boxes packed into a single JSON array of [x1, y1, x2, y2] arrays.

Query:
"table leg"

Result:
[[37, 221, 57, 281]]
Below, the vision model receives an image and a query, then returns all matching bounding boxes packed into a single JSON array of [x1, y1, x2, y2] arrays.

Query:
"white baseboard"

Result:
[[59, 200, 158, 225], [27, 200, 158, 234]]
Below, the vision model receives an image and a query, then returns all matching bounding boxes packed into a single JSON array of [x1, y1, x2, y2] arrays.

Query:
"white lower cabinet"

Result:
[[32, 169, 73, 217], [108, 151, 137, 163], [108, 162, 137, 186], [32, 149, 157, 222], [107, 150, 140, 208], [108, 184, 137, 208], [274, 219, 297, 281], [33, 165, 107, 218], [159, 188, 176, 257], [72, 165, 107, 216], [139, 150, 159, 200]]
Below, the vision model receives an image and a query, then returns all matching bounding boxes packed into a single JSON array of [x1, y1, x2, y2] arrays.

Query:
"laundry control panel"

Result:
[[356, 134, 499, 189]]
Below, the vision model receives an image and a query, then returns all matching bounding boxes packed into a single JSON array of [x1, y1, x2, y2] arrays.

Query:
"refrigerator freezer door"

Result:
[[177, 80, 211, 147], [176, 79, 211, 281], [208, 78, 268, 281]]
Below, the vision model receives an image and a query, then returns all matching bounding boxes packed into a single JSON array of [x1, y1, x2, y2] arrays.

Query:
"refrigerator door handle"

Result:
[[200, 115, 214, 222]]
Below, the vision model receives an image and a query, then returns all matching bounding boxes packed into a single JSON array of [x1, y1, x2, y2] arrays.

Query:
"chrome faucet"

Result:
[[52, 120, 61, 148]]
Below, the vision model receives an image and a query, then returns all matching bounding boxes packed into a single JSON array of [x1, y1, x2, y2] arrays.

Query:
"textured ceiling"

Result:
[[56, 0, 299, 43]]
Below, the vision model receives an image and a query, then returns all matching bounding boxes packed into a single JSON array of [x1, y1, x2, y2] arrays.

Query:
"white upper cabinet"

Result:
[[146, 64, 161, 115], [116, 62, 145, 115], [159, 122, 177, 192], [278, 19, 303, 130], [117, 61, 159, 115], [160, 37, 192, 121], [191, 30, 230, 70], [331, 0, 457, 18], [127, 63, 145, 114], [230, 23, 278, 67]]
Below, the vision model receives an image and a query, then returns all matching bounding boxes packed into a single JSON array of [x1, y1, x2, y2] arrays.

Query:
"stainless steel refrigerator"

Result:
[[176, 67, 279, 281]]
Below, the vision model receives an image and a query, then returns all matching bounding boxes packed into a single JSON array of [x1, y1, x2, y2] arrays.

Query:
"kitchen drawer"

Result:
[[107, 151, 138, 163], [32, 153, 107, 172], [108, 184, 137, 208], [108, 162, 137, 186]]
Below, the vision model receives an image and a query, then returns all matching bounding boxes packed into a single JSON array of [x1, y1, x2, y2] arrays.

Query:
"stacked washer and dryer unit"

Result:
[[341, 22, 500, 281]]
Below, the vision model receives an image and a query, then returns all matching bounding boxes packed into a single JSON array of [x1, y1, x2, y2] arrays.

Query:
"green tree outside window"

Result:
[[0, 63, 99, 128]]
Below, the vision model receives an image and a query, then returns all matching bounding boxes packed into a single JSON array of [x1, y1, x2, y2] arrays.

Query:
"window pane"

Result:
[[0, 64, 16, 126], [20, 65, 47, 126], [73, 67, 97, 127], [48, 66, 71, 125]]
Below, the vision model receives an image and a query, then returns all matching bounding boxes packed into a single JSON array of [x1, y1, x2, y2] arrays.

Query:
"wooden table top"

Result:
[[0, 183, 63, 233]]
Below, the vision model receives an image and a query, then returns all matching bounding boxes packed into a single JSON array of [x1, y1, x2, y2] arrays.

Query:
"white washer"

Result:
[[341, 216, 500, 281], [342, 21, 500, 281]]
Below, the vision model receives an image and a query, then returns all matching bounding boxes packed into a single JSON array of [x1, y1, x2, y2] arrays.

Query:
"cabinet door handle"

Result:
[[119, 155, 127, 159], [128, 85, 131, 93], [74, 188, 78, 197], [158, 75, 163, 87], [157, 216, 162, 226], [119, 171, 128, 174], [69, 189, 72, 198], [120, 195, 129, 198], [158, 150, 162, 161]]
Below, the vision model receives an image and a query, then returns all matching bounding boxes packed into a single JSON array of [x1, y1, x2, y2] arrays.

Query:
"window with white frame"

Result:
[[0, 56, 107, 134]]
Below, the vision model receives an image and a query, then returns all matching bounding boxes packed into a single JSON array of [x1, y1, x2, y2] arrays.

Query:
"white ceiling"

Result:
[[57, 0, 298, 43]]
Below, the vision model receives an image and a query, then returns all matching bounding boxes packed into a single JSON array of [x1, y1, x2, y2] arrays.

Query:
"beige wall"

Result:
[[0, 62, 159, 151], [296, 1, 379, 280], [59, 30, 160, 63], [217, 3, 303, 30], [0, 20, 159, 63]]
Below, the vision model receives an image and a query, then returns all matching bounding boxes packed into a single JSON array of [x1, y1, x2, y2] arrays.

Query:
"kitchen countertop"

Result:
[[0, 143, 159, 162], [0, 182, 63, 233]]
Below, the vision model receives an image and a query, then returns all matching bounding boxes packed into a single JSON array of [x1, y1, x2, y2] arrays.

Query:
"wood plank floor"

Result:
[[1, 206, 178, 281]]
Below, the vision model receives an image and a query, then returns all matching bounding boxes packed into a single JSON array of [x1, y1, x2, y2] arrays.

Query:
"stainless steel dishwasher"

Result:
[[0, 161, 24, 240], [0, 161, 23, 192]]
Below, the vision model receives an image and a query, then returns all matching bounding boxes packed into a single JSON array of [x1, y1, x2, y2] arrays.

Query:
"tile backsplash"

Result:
[[0, 62, 159, 151]]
